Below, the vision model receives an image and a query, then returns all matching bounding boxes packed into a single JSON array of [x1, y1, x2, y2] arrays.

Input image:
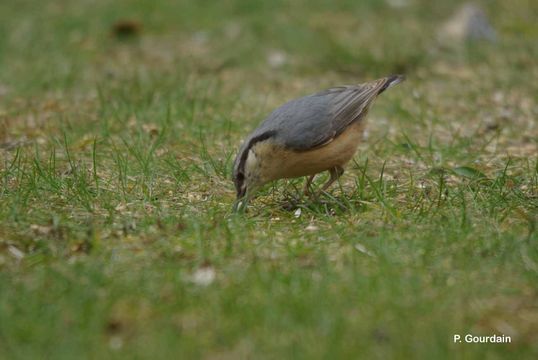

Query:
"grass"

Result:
[[0, 0, 537, 358]]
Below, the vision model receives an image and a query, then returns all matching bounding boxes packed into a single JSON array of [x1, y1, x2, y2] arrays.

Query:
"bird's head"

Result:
[[232, 148, 263, 212], [232, 131, 277, 212]]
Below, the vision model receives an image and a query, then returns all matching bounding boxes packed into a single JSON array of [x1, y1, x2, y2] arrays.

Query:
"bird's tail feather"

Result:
[[377, 74, 405, 94]]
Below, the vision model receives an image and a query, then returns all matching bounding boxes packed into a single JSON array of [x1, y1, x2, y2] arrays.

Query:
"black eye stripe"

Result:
[[237, 130, 277, 180]]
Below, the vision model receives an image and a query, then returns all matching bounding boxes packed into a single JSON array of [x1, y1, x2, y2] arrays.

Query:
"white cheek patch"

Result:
[[244, 149, 258, 175]]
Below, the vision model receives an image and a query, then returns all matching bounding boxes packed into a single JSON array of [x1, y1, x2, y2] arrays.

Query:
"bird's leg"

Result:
[[303, 174, 316, 197], [318, 166, 344, 195]]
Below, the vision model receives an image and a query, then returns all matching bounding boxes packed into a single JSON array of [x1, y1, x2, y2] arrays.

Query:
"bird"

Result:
[[232, 75, 404, 211]]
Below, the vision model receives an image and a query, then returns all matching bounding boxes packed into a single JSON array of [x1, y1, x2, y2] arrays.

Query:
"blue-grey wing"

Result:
[[255, 95, 333, 150], [266, 78, 392, 151]]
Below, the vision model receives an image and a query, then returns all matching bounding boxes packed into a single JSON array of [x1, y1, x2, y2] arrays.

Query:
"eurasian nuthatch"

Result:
[[233, 75, 404, 211]]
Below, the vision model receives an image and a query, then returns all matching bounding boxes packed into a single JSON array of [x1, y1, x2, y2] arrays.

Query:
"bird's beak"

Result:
[[232, 188, 248, 213], [232, 198, 244, 212], [232, 197, 248, 213], [237, 186, 246, 200]]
